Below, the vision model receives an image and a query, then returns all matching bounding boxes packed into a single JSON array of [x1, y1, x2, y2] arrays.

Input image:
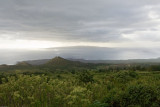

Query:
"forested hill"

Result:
[[0, 56, 96, 72], [46, 56, 82, 66]]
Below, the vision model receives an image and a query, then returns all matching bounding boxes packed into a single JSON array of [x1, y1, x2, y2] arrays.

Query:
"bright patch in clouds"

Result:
[[148, 11, 159, 19], [1, 38, 160, 50], [0, 40, 62, 50]]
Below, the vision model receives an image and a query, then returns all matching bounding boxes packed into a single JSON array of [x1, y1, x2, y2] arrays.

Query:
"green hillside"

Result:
[[1, 57, 160, 106], [46, 56, 78, 66]]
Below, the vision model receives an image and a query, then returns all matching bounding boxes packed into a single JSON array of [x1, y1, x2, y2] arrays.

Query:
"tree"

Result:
[[78, 71, 94, 83]]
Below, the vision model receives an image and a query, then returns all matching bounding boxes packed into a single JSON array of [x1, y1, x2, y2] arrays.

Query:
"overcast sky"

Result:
[[0, 0, 160, 64]]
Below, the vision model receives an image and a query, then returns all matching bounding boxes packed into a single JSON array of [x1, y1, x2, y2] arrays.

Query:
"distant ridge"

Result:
[[24, 59, 50, 65], [19, 57, 160, 65]]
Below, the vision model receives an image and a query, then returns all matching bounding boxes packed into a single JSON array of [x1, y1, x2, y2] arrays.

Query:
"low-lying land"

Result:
[[0, 57, 160, 107]]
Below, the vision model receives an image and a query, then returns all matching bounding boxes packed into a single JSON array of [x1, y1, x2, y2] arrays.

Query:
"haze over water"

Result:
[[1, 47, 160, 65]]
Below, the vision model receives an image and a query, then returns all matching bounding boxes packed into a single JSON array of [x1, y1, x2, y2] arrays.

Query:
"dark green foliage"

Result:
[[56, 74, 61, 79], [90, 100, 108, 107], [128, 70, 138, 78], [111, 71, 138, 83], [103, 88, 122, 107], [78, 71, 94, 83], [121, 84, 158, 107], [22, 71, 47, 76], [0, 70, 160, 106], [1, 59, 160, 106], [0, 74, 8, 84], [147, 65, 160, 71]]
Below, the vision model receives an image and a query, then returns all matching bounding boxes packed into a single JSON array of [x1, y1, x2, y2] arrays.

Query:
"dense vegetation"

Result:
[[1, 57, 160, 106]]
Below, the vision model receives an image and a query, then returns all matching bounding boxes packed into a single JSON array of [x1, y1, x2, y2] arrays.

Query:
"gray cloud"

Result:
[[0, 0, 160, 42], [1, 0, 160, 64]]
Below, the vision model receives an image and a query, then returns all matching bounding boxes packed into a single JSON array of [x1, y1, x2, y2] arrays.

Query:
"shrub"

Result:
[[78, 71, 94, 83], [121, 84, 157, 107], [111, 71, 138, 83], [66, 86, 92, 106], [103, 88, 122, 107]]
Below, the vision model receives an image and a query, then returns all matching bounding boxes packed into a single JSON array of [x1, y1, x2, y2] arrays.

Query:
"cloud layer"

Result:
[[1, 0, 160, 63], [0, 0, 160, 44]]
